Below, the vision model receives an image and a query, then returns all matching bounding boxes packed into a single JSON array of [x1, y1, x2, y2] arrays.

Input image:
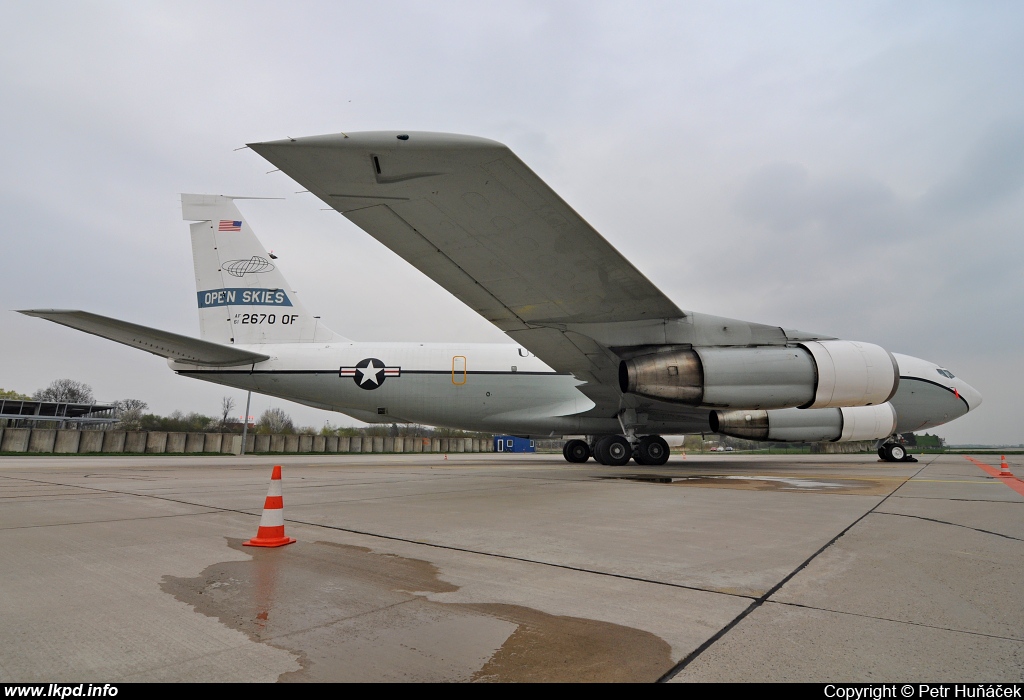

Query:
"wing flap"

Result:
[[18, 310, 269, 366]]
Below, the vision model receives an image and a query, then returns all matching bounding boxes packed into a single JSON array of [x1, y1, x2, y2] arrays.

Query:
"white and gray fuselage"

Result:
[[173, 344, 980, 438]]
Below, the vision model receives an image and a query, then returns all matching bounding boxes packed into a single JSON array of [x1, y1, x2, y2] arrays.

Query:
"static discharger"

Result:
[[244, 465, 296, 548]]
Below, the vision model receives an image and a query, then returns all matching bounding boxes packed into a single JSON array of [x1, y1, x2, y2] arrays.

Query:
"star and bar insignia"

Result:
[[340, 358, 401, 390]]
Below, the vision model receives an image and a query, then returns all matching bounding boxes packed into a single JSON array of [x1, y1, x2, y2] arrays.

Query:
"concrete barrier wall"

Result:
[[103, 431, 126, 453], [166, 433, 186, 454], [184, 433, 205, 453], [29, 429, 57, 453], [2, 428, 30, 452], [79, 431, 104, 453], [55, 430, 81, 454], [205, 433, 223, 453], [125, 432, 147, 453], [0, 428, 497, 455], [145, 432, 168, 453]]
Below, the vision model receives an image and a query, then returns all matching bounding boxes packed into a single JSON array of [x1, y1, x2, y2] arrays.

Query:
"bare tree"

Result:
[[221, 396, 236, 428], [33, 379, 94, 403]]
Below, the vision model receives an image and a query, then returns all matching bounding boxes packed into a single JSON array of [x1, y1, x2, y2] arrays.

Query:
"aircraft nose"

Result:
[[957, 380, 983, 412]]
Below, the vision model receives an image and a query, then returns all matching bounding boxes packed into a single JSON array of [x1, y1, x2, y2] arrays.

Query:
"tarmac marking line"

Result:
[[964, 457, 1024, 498]]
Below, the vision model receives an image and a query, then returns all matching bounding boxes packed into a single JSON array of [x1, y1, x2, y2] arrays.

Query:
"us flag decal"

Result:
[[218, 220, 242, 231]]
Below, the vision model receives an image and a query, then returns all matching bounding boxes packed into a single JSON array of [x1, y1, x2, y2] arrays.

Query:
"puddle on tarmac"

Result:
[[604, 473, 898, 495], [161, 539, 671, 682]]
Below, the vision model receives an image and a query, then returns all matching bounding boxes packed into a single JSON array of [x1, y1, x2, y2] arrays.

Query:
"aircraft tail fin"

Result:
[[182, 194, 347, 345]]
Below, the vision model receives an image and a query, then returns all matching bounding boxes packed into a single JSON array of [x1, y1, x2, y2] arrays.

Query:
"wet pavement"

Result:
[[0, 452, 1020, 682]]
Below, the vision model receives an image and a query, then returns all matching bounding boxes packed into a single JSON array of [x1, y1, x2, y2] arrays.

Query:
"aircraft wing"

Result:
[[249, 131, 685, 410], [18, 310, 270, 366]]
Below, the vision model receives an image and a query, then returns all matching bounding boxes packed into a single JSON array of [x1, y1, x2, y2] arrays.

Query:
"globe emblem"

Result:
[[223, 256, 275, 278]]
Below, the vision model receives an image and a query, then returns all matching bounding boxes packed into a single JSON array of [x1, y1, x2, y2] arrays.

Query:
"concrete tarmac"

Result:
[[0, 452, 1020, 682]]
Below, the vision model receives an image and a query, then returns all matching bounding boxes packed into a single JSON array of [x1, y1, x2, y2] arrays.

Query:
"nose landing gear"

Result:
[[878, 439, 918, 463]]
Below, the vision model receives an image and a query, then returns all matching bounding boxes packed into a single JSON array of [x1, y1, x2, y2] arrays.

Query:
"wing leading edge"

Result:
[[249, 132, 833, 418], [248, 131, 687, 410]]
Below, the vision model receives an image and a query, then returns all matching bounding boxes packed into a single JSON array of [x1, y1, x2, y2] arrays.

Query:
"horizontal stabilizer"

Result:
[[18, 310, 269, 366]]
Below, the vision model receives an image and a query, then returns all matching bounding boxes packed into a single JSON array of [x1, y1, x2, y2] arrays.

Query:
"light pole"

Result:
[[240, 391, 252, 456]]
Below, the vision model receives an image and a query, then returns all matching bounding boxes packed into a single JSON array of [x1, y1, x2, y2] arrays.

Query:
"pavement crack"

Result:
[[0, 473, 754, 603], [872, 511, 1024, 542], [892, 495, 1024, 504], [281, 515, 755, 601], [656, 460, 931, 683], [0, 509, 222, 531], [766, 600, 1024, 642]]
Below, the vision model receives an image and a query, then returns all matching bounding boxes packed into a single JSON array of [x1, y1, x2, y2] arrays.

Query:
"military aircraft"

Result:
[[20, 131, 981, 466]]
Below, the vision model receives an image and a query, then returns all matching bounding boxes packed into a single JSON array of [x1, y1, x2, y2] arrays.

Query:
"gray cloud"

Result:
[[1, 1, 1022, 444]]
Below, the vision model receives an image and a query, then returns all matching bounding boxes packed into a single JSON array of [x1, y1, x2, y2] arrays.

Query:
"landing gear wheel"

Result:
[[595, 435, 631, 466], [563, 439, 590, 463], [881, 443, 907, 462], [634, 435, 670, 466]]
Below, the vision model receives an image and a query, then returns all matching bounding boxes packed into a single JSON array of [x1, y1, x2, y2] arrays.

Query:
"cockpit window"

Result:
[[936, 369, 956, 379]]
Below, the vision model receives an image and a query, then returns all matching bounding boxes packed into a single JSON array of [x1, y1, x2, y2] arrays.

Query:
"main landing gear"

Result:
[[562, 435, 671, 466], [877, 439, 918, 463]]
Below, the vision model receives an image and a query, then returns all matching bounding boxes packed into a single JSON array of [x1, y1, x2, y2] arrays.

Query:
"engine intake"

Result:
[[619, 341, 898, 410]]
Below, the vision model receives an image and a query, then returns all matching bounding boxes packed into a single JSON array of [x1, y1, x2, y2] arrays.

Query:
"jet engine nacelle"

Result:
[[619, 340, 899, 410], [710, 403, 898, 442]]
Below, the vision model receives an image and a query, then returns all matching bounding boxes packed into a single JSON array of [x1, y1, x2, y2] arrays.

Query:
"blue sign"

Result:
[[197, 288, 293, 308]]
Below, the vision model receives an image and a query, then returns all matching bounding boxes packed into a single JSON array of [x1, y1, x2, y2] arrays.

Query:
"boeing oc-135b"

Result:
[[21, 131, 981, 466]]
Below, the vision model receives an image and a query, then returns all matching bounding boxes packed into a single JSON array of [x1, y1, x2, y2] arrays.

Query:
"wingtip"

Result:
[[248, 131, 507, 152]]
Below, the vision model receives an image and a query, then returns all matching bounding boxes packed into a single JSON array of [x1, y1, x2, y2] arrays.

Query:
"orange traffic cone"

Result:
[[244, 465, 296, 548], [998, 456, 1013, 477]]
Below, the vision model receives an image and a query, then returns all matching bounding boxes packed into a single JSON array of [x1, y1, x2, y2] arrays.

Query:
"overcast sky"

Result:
[[2, 1, 1021, 444]]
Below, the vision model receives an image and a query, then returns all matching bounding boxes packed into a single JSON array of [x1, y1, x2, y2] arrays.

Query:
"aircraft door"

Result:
[[452, 355, 467, 385]]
